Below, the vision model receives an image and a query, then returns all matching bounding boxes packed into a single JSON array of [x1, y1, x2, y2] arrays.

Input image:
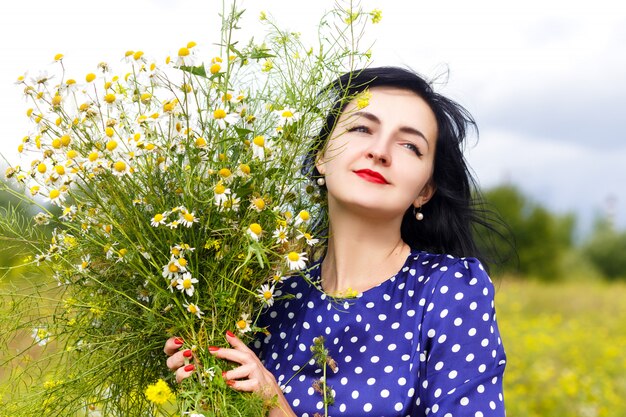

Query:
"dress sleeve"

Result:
[[416, 257, 506, 416]]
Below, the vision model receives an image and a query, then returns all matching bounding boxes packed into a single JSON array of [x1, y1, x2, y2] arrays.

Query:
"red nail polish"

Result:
[[208, 346, 220, 352], [184, 364, 195, 372], [222, 371, 227, 379], [226, 380, 235, 386], [183, 349, 193, 358], [174, 337, 184, 345], [226, 330, 235, 338]]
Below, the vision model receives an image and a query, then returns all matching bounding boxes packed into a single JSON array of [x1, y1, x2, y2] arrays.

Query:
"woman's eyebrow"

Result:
[[352, 110, 430, 148]]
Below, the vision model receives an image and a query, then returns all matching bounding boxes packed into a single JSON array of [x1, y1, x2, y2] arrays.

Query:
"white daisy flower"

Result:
[[176, 272, 199, 297], [285, 251, 308, 271], [210, 107, 240, 130], [184, 302, 204, 318], [151, 212, 168, 227], [297, 231, 319, 246], [251, 135, 266, 159], [213, 182, 231, 206], [257, 284, 276, 307], [247, 223, 263, 241], [47, 188, 67, 206], [273, 226, 289, 244], [275, 107, 300, 126], [235, 313, 252, 334], [294, 210, 311, 226], [179, 210, 199, 227], [110, 159, 131, 177]]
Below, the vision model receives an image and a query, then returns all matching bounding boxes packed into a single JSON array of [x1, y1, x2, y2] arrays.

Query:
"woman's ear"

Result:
[[413, 181, 436, 208], [315, 152, 326, 175]]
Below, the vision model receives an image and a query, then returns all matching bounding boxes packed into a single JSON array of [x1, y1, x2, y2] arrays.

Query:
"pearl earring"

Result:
[[316, 177, 326, 186], [414, 206, 424, 221]]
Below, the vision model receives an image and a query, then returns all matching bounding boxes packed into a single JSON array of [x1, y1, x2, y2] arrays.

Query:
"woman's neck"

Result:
[[321, 206, 411, 294]]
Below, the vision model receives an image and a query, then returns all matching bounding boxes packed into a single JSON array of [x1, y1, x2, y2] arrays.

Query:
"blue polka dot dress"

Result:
[[253, 250, 506, 417]]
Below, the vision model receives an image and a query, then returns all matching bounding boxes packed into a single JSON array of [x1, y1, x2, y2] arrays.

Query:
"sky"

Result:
[[1, 0, 625, 236]]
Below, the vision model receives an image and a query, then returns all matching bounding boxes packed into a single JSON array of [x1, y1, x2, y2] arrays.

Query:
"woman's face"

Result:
[[317, 86, 438, 221]]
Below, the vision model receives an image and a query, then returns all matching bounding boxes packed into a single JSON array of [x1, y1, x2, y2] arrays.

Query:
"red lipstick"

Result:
[[354, 169, 389, 184]]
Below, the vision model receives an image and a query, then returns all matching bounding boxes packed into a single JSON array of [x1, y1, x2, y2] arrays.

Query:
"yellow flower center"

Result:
[[253, 198, 265, 210], [210, 63, 221, 74], [153, 213, 164, 222], [51, 95, 62, 106], [168, 263, 179, 273], [263, 291, 272, 300], [178, 258, 188, 267], [188, 304, 198, 314], [287, 252, 300, 262], [66, 149, 78, 159], [195, 137, 207, 147], [253, 136, 265, 147], [85, 73, 96, 83], [113, 161, 126, 172], [182, 278, 192, 289], [104, 93, 116, 104], [133, 51, 144, 60], [183, 213, 195, 222], [51, 138, 62, 149], [214, 184, 226, 194], [54, 53, 64, 61], [106, 140, 118, 151], [299, 210, 310, 221], [281, 110, 293, 118], [239, 163, 251, 174], [218, 168, 232, 178], [49, 189, 60, 199], [105, 127, 115, 137], [236, 319, 247, 329], [249, 223, 262, 235], [54, 165, 65, 175], [213, 109, 227, 119], [178, 47, 190, 57], [60, 135, 71, 146], [88, 152, 99, 162], [37, 163, 47, 174]]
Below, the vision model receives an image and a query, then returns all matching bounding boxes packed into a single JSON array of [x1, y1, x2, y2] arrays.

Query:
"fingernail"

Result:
[[222, 371, 227, 379], [183, 349, 193, 358], [226, 330, 235, 338], [208, 346, 220, 352], [226, 380, 235, 386], [184, 364, 195, 372], [174, 337, 184, 345]]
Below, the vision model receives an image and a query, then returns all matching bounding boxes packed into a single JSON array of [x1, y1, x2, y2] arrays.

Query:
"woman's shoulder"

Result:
[[406, 249, 493, 293]]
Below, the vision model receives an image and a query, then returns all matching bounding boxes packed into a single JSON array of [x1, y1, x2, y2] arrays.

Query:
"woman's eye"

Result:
[[402, 142, 422, 157], [347, 125, 371, 134]]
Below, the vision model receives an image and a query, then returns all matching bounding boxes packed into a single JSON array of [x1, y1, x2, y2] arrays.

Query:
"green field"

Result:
[[2, 278, 626, 416]]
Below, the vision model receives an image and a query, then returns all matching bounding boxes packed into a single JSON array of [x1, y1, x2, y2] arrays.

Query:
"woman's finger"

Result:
[[222, 362, 256, 381], [163, 336, 185, 356], [166, 348, 193, 371], [175, 363, 196, 384]]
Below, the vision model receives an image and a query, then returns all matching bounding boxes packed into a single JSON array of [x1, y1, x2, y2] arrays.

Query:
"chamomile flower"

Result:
[[60, 205, 77, 221], [251, 135, 266, 159], [78, 255, 91, 272], [250, 196, 266, 212], [162, 260, 183, 280], [176, 272, 199, 297], [247, 223, 263, 241], [297, 231, 319, 246], [285, 251, 308, 271], [110, 159, 131, 177], [257, 284, 276, 307], [184, 302, 204, 318], [179, 210, 199, 227], [236, 313, 252, 334], [213, 182, 231, 206], [151, 212, 168, 227], [272, 226, 289, 244], [47, 188, 67, 206], [275, 107, 299, 126], [210, 108, 240, 130], [294, 210, 311, 226]]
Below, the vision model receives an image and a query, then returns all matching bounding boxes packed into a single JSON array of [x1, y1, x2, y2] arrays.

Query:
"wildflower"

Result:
[[237, 163, 251, 177], [257, 284, 276, 307], [213, 182, 231, 206], [32, 327, 51, 346], [297, 231, 319, 246], [34, 212, 53, 226], [179, 210, 199, 227], [247, 223, 263, 241], [250, 197, 266, 212], [276, 107, 300, 126], [273, 226, 289, 244], [47, 188, 66, 206], [294, 210, 311, 226], [286, 251, 308, 271], [211, 108, 240, 129], [60, 205, 77, 221], [144, 379, 175, 405], [356, 89, 372, 109], [236, 313, 252, 334], [252, 135, 266, 159], [78, 255, 91, 272], [151, 212, 168, 227], [370, 9, 383, 24], [176, 272, 199, 297], [162, 260, 183, 280], [184, 302, 204, 318]]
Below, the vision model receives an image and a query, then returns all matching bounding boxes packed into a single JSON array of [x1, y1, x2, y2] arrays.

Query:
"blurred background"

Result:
[[2, 1, 625, 416]]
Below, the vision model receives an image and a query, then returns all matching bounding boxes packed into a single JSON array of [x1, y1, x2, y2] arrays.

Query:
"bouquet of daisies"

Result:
[[0, 1, 380, 416]]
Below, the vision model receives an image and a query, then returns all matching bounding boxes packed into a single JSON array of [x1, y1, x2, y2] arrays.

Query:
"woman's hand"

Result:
[[164, 336, 197, 383], [163, 333, 296, 417]]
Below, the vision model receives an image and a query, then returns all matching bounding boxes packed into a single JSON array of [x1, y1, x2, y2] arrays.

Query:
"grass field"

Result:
[[2, 277, 626, 416], [495, 278, 626, 417]]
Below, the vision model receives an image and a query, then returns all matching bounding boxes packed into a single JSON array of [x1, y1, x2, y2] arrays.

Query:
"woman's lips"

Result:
[[354, 169, 389, 184]]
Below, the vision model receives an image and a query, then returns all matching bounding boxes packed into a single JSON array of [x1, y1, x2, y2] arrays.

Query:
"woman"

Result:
[[165, 67, 507, 417]]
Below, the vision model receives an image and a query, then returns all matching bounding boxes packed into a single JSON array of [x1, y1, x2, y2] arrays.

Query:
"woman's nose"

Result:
[[365, 139, 391, 165]]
